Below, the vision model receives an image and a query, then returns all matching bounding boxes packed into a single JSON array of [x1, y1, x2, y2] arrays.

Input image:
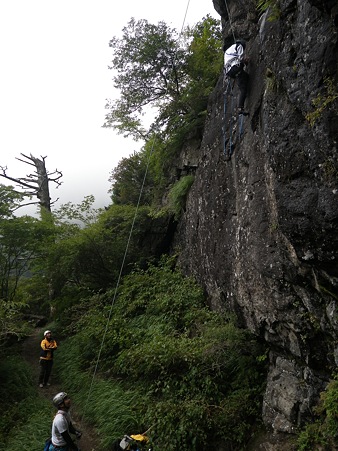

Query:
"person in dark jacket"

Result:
[[38, 329, 57, 387], [223, 39, 249, 115]]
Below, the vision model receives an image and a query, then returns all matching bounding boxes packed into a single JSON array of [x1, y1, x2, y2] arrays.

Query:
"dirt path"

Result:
[[22, 327, 101, 451]]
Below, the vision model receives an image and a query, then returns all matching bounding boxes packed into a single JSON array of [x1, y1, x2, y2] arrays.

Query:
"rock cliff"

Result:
[[172, 0, 338, 439]]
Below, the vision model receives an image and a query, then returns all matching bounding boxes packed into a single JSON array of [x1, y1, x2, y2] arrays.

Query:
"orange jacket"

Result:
[[40, 338, 58, 360]]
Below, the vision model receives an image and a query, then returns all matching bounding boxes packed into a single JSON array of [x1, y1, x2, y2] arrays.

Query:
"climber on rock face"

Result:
[[223, 39, 249, 115]]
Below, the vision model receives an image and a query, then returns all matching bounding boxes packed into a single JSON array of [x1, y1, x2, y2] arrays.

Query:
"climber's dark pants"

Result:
[[227, 64, 249, 110], [236, 70, 249, 109], [39, 359, 53, 385]]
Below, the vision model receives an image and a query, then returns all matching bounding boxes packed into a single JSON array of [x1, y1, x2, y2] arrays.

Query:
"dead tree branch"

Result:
[[0, 153, 63, 214]]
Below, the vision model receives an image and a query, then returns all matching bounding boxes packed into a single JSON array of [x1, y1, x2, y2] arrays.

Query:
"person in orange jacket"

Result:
[[38, 330, 57, 387]]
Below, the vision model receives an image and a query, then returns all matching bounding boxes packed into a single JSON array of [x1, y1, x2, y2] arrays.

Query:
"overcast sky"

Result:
[[0, 0, 219, 215]]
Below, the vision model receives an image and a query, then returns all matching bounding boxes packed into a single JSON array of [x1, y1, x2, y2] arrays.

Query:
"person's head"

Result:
[[53, 392, 71, 410], [235, 39, 246, 50], [44, 330, 52, 338]]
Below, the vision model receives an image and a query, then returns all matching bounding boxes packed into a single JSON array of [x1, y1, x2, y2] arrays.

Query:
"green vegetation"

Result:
[[4, 10, 335, 450], [168, 175, 195, 220], [0, 357, 52, 451], [104, 16, 222, 206], [305, 77, 338, 127], [103, 16, 222, 141], [53, 257, 267, 450], [257, 0, 281, 21], [265, 68, 280, 93], [0, 256, 268, 450], [320, 158, 338, 185], [109, 151, 154, 206], [297, 377, 338, 450]]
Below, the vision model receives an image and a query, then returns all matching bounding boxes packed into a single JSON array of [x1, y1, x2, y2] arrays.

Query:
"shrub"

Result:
[[297, 377, 338, 450], [54, 257, 267, 450], [168, 175, 195, 220], [0, 356, 52, 451]]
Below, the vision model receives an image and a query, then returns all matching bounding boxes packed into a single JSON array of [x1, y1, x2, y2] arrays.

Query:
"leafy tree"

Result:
[[0, 184, 24, 218], [104, 18, 187, 139], [0, 215, 55, 345], [43, 204, 171, 307], [158, 15, 223, 137], [0, 216, 50, 302], [108, 135, 173, 208], [105, 17, 222, 208], [187, 16, 224, 86], [103, 16, 222, 141], [109, 151, 154, 206], [53, 195, 102, 226]]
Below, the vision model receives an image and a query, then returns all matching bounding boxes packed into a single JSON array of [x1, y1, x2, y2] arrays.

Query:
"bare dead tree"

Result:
[[0, 153, 62, 213]]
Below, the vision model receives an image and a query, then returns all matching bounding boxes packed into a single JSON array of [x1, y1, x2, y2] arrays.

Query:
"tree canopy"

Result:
[[109, 151, 154, 206], [0, 184, 24, 218], [103, 16, 223, 141], [104, 16, 222, 208]]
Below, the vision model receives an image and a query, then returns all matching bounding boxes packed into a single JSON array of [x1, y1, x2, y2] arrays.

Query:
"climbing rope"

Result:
[[223, 0, 237, 43], [180, 0, 191, 34], [84, 137, 155, 413], [84, 0, 193, 414]]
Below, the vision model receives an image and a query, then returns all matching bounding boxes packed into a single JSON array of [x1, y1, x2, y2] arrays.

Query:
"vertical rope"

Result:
[[224, 0, 237, 43], [180, 0, 191, 34], [83, 0, 193, 414], [84, 136, 156, 414]]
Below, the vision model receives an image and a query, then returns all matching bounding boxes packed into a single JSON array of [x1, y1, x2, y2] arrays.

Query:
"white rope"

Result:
[[84, 0, 192, 413], [180, 0, 191, 34], [224, 0, 237, 43], [84, 136, 155, 413]]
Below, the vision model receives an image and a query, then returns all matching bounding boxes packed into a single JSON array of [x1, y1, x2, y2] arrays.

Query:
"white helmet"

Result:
[[53, 392, 68, 408], [44, 330, 52, 336]]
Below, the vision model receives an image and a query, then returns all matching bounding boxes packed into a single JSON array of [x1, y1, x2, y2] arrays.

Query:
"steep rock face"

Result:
[[173, 0, 338, 436]]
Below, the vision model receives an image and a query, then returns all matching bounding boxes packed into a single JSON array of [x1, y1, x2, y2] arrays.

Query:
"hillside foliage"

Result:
[[51, 257, 267, 450], [0, 13, 334, 451]]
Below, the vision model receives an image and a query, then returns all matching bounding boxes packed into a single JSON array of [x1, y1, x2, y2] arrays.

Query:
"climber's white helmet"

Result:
[[53, 392, 68, 408]]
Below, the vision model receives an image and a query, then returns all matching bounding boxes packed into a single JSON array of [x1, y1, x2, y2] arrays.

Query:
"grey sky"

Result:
[[0, 0, 219, 215]]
